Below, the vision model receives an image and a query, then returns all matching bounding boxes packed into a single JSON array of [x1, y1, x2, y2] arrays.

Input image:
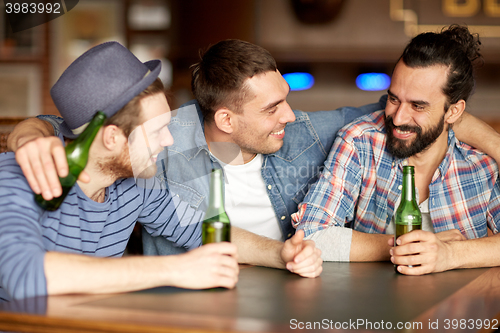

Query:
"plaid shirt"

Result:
[[292, 110, 500, 239]]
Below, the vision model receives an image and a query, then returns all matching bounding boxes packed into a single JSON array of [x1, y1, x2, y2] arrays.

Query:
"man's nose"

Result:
[[280, 101, 296, 124], [392, 103, 412, 127], [161, 127, 174, 147]]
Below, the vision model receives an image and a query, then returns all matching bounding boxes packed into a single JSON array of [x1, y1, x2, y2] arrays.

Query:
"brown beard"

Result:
[[97, 143, 159, 181], [96, 145, 134, 180], [385, 114, 445, 159]]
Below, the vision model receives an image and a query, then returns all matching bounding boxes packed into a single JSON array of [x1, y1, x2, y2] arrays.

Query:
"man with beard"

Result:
[[8, 40, 331, 278], [7, 38, 500, 278], [293, 25, 500, 275], [0, 42, 239, 301]]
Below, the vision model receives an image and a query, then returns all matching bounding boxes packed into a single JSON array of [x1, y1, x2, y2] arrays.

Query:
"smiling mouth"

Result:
[[150, 153, 159, 162], [395, 128, 412, 134], [271, 128, 284, 135]]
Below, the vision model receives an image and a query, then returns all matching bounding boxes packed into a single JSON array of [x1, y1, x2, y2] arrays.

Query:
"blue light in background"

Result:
[[356, 73, 391, 91], [283, 72, 315, 91]]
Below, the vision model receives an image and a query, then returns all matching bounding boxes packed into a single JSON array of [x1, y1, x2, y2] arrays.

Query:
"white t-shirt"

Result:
[[220, 154, 282, 240]]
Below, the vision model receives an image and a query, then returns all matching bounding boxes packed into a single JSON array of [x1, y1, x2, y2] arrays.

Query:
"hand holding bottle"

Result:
[[15, 136, 91, 200], [168, 242, 239, 289], [390, 230, 454, 275], [34, 111, 106, 210]]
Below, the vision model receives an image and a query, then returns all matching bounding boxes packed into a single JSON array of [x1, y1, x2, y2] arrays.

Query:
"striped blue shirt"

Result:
[[0, 152, 203, 300]]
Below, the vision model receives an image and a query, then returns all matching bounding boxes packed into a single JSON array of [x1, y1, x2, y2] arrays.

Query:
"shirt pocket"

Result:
[[167, 180, 205, 211]]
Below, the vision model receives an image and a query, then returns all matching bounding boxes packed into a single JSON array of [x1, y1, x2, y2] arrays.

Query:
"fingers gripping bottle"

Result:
[[34, 111, 107, 211]]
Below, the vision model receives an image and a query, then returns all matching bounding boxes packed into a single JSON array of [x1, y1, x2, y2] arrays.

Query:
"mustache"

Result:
[[385, 116, 422, 134]]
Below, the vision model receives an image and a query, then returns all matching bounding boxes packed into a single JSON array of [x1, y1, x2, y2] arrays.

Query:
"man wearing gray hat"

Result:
[[9, 41, 326, 280], [8, 39, 500, 280], [0, 42, 239, 301]]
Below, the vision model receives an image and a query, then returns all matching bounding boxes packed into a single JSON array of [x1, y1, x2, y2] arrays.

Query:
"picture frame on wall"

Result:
[[0, 64, 42, 117], [50, 0, 125, 81], [0, 4, 44, 59]]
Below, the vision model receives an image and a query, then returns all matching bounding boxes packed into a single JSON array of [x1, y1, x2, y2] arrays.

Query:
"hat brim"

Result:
[[59, 59, 162, 139]]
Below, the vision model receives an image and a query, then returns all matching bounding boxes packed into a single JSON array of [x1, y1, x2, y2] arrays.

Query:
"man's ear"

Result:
[[213, 108, 235, 134], [101, 125, 126, 151], [445, 100, 466, 125]]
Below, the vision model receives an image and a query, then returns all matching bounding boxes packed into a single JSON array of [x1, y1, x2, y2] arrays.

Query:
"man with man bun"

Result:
[[293, 25, 500, 275], [8, 32, 500, 279]]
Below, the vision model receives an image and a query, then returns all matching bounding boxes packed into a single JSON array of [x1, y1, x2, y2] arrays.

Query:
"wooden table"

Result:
[[1, 262, 500, 333]]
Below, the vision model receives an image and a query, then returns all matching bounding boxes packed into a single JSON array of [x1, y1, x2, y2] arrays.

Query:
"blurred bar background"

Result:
[[0, 0, 499, 151]]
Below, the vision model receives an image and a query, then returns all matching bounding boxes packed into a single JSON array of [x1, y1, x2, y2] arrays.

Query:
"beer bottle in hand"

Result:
[[394, 165, 422, 270], [34, 111, 107, 211], [202, 168, 231, 244]]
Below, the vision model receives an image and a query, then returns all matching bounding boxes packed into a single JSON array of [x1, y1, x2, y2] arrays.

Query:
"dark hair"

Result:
[[400, 24, 482, 107], [105, 78, 165, 138], [191, 39, 278, 123]]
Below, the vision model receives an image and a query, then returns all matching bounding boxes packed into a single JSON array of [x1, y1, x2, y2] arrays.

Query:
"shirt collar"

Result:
[[168, 100, 210, 159], [391, 129, 457, 182], [435, 129, 457, 181]]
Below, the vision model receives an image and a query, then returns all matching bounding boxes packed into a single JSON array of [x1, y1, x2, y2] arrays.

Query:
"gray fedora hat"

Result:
[[51, 41, 161, 138]]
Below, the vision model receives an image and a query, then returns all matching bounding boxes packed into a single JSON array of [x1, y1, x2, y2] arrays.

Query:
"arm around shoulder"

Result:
[[6, 116, 84, 199], [7, 117, 56, 151], [453, 112, 500, 164]]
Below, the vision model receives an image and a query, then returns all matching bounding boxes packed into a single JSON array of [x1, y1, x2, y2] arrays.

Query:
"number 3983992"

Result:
[[5, 2, 61, 14]]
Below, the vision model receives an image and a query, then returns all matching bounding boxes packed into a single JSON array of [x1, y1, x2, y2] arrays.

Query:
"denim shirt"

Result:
[[157, 97, 386, 241], [37, 96, 386, 253]]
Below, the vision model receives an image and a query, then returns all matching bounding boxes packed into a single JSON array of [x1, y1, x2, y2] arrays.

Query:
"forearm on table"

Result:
[[7, 118, 55, 151], [453, 112, 500, 161], [231, 226, 285, 269], [304, 227, 352, 261], [447, 234, 500, 270], [350, 230, 393, 262], [44, 252, 176, 296], [305, 227, 392, 262]]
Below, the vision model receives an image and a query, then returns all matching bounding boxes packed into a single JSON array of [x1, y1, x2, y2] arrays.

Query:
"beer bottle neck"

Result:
[[206, 169, 226, 216], [68, 112, 107, 152], [401, 170, 417, 203]]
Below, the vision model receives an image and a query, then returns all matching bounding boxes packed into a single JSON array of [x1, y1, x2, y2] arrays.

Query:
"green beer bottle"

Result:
[[394, 165, 422, 270], [202, 168, 231, 244], [34, 111, 107, 211]]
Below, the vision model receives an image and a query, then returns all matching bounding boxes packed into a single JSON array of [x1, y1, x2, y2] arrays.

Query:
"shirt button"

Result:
[[392, 162, 395, 167], [281, 216, 286, 220], [398, 185, 402, 190], [287, 233, 292, 238], [267, 185, 272, 190], [403, 160, 408, 166]]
